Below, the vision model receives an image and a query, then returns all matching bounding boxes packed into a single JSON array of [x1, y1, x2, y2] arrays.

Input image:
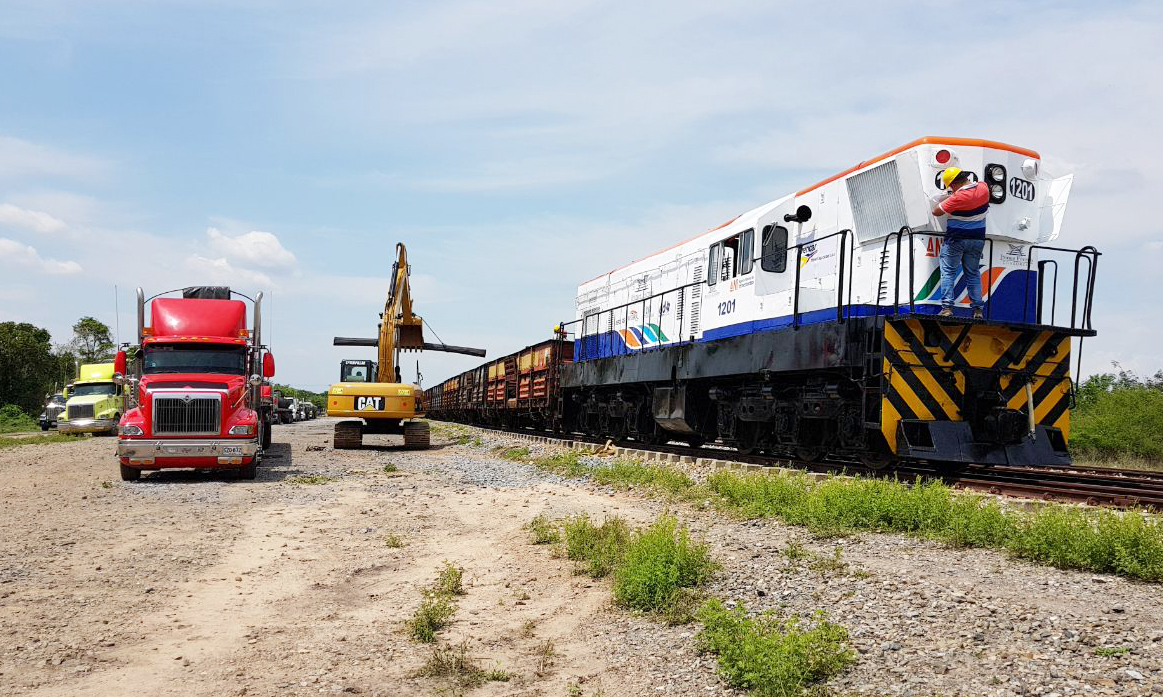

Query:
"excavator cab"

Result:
[[339, 359, 376, 383]]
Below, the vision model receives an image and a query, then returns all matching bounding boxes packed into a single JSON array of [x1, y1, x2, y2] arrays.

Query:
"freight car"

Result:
[[426, 137, 1099, 469]]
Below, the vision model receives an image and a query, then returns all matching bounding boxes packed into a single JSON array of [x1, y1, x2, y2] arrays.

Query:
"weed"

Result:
[[497, 445, 531, 461], [591, 458, 694, 495], [528, 513, 562, 544], [382, 462, 398, 473], [383, 532, 405, 548], [436, 561, 465, 596], [705, 469, 1163, 582], [782, 540, 810, 560], [100, 481, 113, 489], [534, 638, 556, 675], [532, 449, 591, 477], [1095, 645, 1130, 657], [0, 433, 85, 449], [809, 547, 848, 575], [566, 682, 583, 697], [613, 515, 718, 614], [482, 666, 512, 682], [697, 599, 855, 697], [409, 590, 456, 643], [416, 639, 510, 687], [562, 514, 631, 578], [286, 474, 335, 485], [521, 619, 537, 637]]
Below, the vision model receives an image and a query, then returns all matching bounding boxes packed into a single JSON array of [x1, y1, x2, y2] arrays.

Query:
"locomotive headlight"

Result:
[[990, 168, 1005, 182], [985, 163, 1007, 203], [991, 184, 1004, 198]]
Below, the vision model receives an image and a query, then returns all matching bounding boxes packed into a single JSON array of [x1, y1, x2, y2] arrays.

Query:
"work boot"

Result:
[[938, 307, 954, 318], [973, 308, 984, 320]]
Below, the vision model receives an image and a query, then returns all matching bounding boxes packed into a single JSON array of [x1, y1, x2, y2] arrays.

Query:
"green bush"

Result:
[[1072, 383, 1163, 462], [697, 599, 854, 697], [562, 514, 631, 578], [0, 404, 37, 434], [613, 515, 717, 613], [705, 469, 1163, 582], [410, 590, 456, 643], [436, 561, 465, 596], [527, 514, 561, 544], [532, 449, 590, 477]]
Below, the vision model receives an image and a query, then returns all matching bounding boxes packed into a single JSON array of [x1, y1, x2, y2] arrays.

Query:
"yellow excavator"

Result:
[[326, 243, 485, 449]]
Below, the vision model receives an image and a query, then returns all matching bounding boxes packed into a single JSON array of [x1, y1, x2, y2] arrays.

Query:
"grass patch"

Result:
[[0, 433, 86, 449], [497, 445, 531, 461], [532, 449, 591, 477], [382, 462, 398, 473], [613, 515, 717, 615], [383, 532, 405, 548], [286, 474, 335, 485], [697, 599, 855, 697], [527, 514, 561, 544], [1095, 645, 1130, 657], [706, 469, 1163, 582], [417, 639, 513, 687], [591, 458, 695, 495], [409, 590, 456, 643], [562, 514, 631, 578], [436, 561, 465, 595]]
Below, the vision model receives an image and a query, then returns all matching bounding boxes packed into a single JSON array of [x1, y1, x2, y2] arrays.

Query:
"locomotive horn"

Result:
[[784, 205, 813, 223]]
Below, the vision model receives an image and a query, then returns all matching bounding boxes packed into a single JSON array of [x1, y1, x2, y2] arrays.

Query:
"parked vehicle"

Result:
[[58, 364, 125, 435], [38, 393, 66, 430], [116, 286, 275, 481]]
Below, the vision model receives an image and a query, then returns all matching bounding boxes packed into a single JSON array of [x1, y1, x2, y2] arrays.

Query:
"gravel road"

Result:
[[1, 420, 1160, 696]]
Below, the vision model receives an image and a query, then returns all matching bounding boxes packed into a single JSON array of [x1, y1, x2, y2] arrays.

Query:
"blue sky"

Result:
[[1, 0, 1161, 390]]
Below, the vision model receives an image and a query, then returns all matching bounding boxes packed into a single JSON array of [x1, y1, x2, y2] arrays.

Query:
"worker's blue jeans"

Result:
[[939, 237, 985, 310]]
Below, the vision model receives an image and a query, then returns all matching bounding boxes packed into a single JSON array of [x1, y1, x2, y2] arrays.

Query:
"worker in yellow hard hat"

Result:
[[931, 167, 990, 319]]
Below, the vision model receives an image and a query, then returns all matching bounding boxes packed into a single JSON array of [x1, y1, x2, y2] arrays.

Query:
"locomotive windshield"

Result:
[[144, 344, 247, 374]]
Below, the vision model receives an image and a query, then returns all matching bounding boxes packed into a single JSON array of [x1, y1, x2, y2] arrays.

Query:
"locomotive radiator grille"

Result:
[[68, 404, 95, 420], [153, 395, 222, 435]]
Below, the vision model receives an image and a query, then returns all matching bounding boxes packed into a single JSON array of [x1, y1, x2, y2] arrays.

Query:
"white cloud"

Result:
[[205, 227, 297, 270], [0, 202, 67, 234], [184, 254, 274, 289], [0, 135, 110, 181], [0, 237, 82, 274]]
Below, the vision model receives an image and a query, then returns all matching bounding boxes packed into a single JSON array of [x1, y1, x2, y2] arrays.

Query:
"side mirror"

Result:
[[112, 372, 125, 385], [783, 205, 813, 224], [114, 350, 127, 376], [249, 374, 263, 387], [262, 352, 276, 378]]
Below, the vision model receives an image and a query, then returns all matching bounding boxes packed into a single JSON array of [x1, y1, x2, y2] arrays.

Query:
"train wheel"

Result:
[[333, 420, 364, 449], [795, 447, 824, 463], [860, 454, 895, 471], [686, 435, 705, 449], [403, 421, 431, 449]]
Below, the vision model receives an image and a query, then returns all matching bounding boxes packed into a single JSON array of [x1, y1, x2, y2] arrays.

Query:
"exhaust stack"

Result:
[[136, 287, 145, 344]]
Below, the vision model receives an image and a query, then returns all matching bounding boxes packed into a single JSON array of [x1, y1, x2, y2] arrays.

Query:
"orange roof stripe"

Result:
[[796, 136, 1040, 196], [581, 214, 741, 285]]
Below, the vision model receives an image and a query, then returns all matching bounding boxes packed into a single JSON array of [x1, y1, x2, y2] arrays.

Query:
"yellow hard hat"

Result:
[[940, 167, 963, 189]]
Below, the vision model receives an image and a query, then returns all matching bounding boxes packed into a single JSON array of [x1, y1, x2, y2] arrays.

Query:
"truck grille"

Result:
[[47, 405, 65, 419], [68, 404, 94, 420], [153, 395, 221, 435]]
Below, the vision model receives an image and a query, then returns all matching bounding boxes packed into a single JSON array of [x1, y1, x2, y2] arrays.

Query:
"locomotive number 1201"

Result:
[[717, 299, 736, 316]]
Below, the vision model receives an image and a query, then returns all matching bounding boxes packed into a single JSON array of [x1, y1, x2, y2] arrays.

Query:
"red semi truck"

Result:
[[115, 286, 276, 481]]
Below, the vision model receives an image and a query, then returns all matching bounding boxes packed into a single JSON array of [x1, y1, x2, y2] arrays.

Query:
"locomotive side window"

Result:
[[761, 224, 788, 273], [707, 243, 721, 286], [739, 229, 754, 275]]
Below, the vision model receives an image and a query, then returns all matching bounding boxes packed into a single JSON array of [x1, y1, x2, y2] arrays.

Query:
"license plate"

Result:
[[222, 445, 243, 455]]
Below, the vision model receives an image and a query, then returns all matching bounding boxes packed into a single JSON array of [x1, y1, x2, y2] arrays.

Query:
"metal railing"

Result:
[[562, 226, 1100, 361]]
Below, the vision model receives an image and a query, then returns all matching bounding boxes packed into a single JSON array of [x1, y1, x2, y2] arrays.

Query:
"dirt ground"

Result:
[[1, 419, 1161, 697]]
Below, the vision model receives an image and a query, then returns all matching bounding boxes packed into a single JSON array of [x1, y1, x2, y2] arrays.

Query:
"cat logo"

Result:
[[1009, 177, 1035, 201], [355, 396, 384, 411]]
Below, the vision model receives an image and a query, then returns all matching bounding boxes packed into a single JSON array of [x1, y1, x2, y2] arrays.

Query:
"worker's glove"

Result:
[[929, 192, 951, 207]]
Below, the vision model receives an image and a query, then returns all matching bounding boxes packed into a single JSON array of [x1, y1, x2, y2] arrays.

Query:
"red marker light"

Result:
[[935, 149, 951, 164]]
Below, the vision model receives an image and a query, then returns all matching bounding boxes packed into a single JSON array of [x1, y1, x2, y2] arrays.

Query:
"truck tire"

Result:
[[41, 423, 49, 431], [237, 458, 257, 480], [403, 421, 431, 449], [119, 464, 141, 481], [262, 421, 272, 449], [333, 420, 364, 450]]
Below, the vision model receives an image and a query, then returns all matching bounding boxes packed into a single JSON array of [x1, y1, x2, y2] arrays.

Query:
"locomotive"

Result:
[[425, 137, 1099, 469]]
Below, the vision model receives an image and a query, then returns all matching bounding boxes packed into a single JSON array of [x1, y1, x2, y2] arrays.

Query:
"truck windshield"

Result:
[[70, 383, 117, 397], [144, 344, 247, 374]]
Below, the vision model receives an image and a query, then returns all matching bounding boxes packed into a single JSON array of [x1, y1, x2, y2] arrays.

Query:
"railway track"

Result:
[[440, 422, 1163, 510]]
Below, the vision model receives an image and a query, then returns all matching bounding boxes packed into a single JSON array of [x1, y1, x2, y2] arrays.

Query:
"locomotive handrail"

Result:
[[1020, 244, 1100, 331]]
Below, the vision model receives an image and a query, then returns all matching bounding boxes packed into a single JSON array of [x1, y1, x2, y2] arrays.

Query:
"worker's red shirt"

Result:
[[940, 181, 989, 240]]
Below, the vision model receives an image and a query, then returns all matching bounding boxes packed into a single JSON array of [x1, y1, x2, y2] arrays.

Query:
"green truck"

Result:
[[58, 363, 125, 435]]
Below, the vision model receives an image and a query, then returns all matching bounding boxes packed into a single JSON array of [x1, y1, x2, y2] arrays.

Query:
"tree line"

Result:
[[0, 317, 116, 415]]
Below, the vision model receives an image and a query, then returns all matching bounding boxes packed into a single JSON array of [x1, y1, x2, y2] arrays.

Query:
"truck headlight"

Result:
[[229, 424, 255, 435], [121, 424, 144, 436]]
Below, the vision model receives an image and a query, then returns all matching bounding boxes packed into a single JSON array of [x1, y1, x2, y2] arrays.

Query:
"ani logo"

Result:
[[925, 237, 943, 258]]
